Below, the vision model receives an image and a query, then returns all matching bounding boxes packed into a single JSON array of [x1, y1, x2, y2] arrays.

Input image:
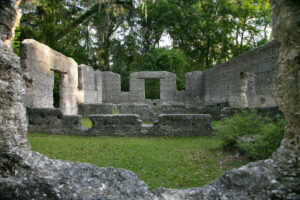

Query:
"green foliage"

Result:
[[145, 79, 160, 99], [81, 118, 92, 128], [141, 48, 189, 91], [53, 72, 60, 108], [113, 109, 120, 114], [215, 110, 286, 160], [28, 134, 248, 189], [237, 118, 285, 160], [13, 26, 21, 55], [139, 48, 189, 98]]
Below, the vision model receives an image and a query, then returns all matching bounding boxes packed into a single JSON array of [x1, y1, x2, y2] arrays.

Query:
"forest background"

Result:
[[14, 0, 272, 100]]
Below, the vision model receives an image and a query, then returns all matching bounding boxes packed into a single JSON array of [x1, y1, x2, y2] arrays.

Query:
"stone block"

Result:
[[62, 115, 82, 128], [27, 108, 63, 128], [102, 71, 121, 103], [154, 114, 212, 136], [89, 114, 142, 136], [78, 103, 116, 117], [119, 104, 154, 121]]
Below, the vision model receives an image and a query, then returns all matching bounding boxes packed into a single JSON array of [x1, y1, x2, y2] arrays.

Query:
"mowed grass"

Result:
[[28, 134, 248, 189]]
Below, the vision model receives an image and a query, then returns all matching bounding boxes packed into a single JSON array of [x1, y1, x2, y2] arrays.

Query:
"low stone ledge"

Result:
[[154, 114, 212, 136], [202, 102, 230, 120], [27, 108, 83, 134], [78, 103, 116, 117], [27, 108, 63, 126], [119, 103, 154, 121], [89, 114, 143, 136], [220, 106, 284, 120]]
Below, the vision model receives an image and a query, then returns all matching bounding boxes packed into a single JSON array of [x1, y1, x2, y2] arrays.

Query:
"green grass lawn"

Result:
[[28, 134, 248, 189]]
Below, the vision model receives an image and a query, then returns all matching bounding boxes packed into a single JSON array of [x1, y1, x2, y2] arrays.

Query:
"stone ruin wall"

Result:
[[27, 107, 213, 137], [203, 40, 281, 107], [21, 38, 280, 115], [20, 39, 206, 115], [100, 70, 204, 105], [20, 39, 78, 115]]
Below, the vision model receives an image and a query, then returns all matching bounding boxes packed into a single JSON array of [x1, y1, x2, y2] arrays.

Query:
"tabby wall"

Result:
[[203, 40, 281, 107], [20, 39, 78, 115], [21, 39, 281, 114]]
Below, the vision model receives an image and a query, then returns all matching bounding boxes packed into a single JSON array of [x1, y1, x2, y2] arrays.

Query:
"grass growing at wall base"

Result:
[[81, 118, 92, 128], [27, 134, 248, 189]]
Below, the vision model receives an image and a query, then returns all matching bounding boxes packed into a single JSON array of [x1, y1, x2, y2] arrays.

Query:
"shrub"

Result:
[[215, 110, 286, 160], [237, 117, 285, 160]]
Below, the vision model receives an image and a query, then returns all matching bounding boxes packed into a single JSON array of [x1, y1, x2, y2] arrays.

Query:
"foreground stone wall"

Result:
[[203, 40, 281, 107], [0, 42, 29, 152], [20, 39, 78, 115], [0, 0, 21, 47]]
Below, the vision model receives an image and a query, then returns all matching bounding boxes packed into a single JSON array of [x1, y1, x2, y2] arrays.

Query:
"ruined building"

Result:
[[20, 38, 282, 136], [22, 39, 280, 114]]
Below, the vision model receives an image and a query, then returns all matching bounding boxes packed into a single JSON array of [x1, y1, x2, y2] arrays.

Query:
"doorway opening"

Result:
[[53, 71, 61, 108], [145, 79, 160, 100]]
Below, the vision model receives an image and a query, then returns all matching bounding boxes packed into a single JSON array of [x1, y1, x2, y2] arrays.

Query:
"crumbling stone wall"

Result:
[[21, 40, 280, 110], [77, 64, 96, 104], [203, 40, 281, 107], [27, 108, 84, 135], [99, 70, 204, 105], [21, 39, 78, 115], [0, 40, 29, 152], [185, 71, 204, 104], [27, 107, 212, 137]]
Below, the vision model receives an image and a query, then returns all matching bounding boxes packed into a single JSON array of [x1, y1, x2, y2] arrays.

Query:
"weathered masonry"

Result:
[[27, 108, 212, 137], [21, 39, 281, 116], [21, 40, 78, 115]]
